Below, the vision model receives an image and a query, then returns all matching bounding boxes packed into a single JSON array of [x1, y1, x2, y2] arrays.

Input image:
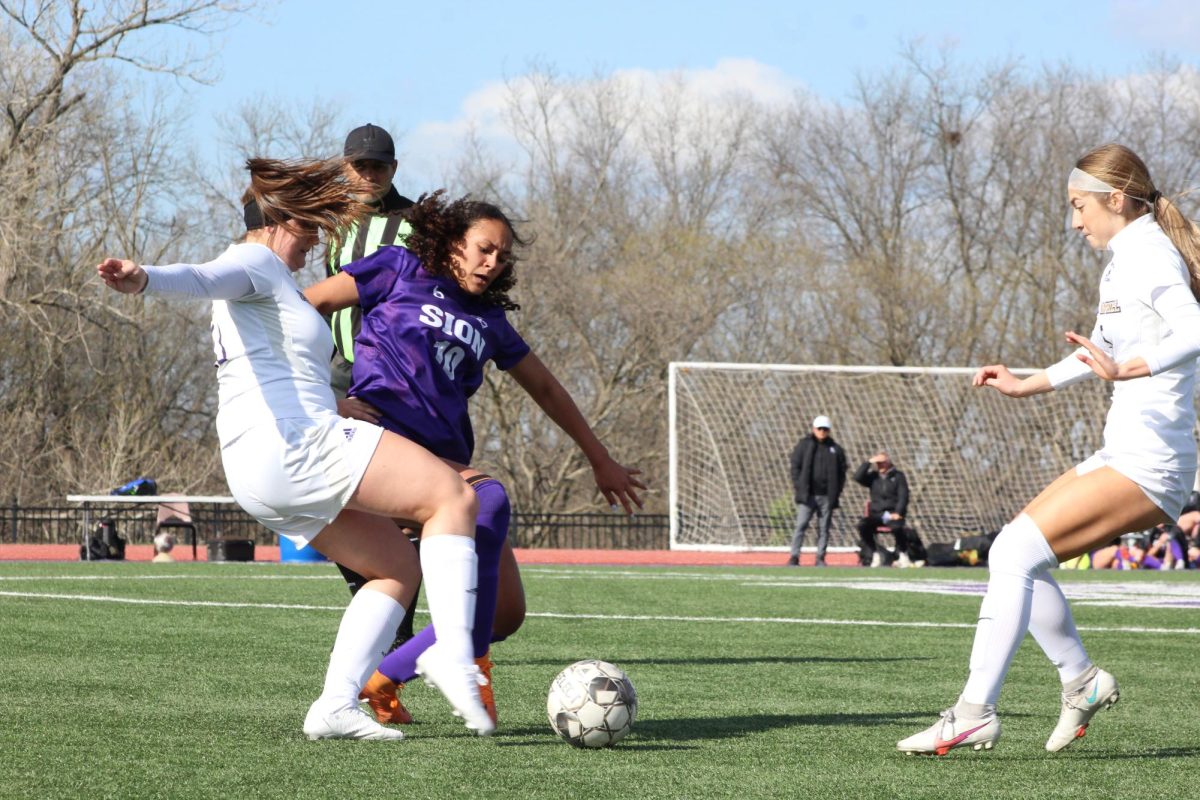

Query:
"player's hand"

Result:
[[1065, 330, 1121, 381], [593, 457, 646, 516], [972, 364, 1024, 396], [97, 258, 148, 294], [338, 396, 380, 423]]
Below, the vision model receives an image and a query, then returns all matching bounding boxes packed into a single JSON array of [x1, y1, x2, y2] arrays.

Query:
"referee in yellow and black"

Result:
[[326, 123, 415, 397], [327, 123, 421, 654]]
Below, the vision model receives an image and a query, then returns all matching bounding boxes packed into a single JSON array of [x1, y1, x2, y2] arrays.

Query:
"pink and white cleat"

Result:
[[897, 707, 1001, 756]]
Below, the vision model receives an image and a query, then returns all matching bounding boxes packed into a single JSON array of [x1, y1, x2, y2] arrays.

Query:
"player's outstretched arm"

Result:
[[972, 364, 1052, 398], [1064, 330, 1150, 382], [304, 271, 360, 313], [97, 258, 148, 295], [507, 352, 646, 514]]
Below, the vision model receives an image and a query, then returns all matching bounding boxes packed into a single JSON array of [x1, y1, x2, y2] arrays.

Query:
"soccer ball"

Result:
[[152, 531, 176, 554], [546, 659, 637, 748]]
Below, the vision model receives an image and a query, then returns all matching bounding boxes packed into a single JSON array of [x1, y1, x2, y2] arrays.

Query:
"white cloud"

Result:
[[613, 58, 802, 106], [1106, 62, 1200, 112], [397, 59, 804, 191], [1110, 0, 1200, 52], [397, 80, 513, 190]]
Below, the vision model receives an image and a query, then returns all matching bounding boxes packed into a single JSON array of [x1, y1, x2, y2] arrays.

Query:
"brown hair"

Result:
[[240, 158, 370, 256], [1076, 144, 1200, 300], [404, 190, 525, 310]]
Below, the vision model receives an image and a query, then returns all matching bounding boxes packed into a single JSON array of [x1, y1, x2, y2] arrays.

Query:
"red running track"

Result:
[[0, 543, 859, 567]]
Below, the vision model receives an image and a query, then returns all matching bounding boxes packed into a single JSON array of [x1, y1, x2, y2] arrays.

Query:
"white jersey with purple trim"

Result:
[[1044, 214, 1200, 471], [143, 242, 339, 444]]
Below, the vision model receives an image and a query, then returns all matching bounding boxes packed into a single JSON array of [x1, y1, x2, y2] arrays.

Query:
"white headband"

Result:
[[1068, 167, 1118, 194]]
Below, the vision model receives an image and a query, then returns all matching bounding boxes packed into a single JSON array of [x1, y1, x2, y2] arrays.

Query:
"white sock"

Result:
[[1027, 572, 1093, 684], [960, 514, 1059, 706], [419, 534, 478, 664], [319, 587, 405, 711]]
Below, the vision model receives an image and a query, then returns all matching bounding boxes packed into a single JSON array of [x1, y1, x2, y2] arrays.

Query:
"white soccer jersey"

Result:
[[144, 242, 338, 443], [1045, 214, 1200, 471]]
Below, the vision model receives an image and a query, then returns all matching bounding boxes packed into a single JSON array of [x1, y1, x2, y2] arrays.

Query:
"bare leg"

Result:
[[1016, 466, 1164, 682], [342, 431, 491, 733], [347, 430, 478, 535], [961, 467, 1162, 705], [1024, 466, 1169, 556], [900, 465, 1166, 754], [492, 540, 526, 640]]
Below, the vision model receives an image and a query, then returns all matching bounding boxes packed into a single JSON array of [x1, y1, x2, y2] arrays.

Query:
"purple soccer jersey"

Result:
[[342, 245, 529, 463]]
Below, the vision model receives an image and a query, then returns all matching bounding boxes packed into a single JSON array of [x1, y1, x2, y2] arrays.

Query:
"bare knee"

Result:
[[311, 512, 421, 591], [423, 477, 478, 534]]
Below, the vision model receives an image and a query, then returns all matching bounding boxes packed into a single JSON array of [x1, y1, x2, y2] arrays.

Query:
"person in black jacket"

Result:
[[787, 415, 847, 566], [327, 123, 416, 399], [854, 450, 920, 567]]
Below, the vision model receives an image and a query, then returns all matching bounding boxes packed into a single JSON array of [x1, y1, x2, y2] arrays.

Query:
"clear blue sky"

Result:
[[170, 0, 1199, 183]]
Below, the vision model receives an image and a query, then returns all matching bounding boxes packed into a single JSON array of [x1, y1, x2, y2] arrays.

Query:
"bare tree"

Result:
[[5, 22, 1198, 521], [0, 0, 253, 502], [452, 57, 1200, 516]]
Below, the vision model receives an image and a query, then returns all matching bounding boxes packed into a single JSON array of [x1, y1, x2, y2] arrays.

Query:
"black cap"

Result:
[[344, 123, 395, 162]]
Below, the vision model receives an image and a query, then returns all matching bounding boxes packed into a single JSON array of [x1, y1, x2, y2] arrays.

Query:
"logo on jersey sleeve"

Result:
[[1098, 300, 1121, 314]]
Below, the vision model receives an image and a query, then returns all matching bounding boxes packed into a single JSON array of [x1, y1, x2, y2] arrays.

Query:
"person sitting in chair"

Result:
[[854, 450, 922, 567]]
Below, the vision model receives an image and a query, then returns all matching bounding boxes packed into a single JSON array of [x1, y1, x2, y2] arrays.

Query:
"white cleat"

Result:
[[303, 702, 405, 741], [1046, 668, 1119, 752], [415, 645, 496, 736], [897, 708, 1001, 756]]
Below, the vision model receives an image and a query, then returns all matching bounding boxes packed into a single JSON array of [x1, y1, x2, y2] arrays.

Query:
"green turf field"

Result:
[[1, 562, 1198, 800]]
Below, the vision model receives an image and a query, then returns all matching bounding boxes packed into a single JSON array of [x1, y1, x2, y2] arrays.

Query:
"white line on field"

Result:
[[0, 574, 338, 581], [1, 590, 1197, 635], [0, 590, 346, 610]]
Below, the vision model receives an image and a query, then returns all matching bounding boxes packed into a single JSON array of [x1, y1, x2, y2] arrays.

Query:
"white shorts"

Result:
[[221, 415, 383, 546], [1076, 451, 1195, 520]]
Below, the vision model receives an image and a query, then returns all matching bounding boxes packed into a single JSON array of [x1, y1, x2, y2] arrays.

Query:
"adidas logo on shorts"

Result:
[[343, 428, 356, 441]]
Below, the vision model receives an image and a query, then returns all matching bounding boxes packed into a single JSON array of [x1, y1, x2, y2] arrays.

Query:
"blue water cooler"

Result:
[[278, 535, 328, 563]]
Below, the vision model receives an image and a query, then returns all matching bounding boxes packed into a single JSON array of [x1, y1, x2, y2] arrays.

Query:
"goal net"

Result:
[[668, 362, 1125, 551]]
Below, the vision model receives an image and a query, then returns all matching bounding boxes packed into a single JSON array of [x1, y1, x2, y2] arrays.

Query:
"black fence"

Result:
[[510, 512, 668, 549], [0, 503, 669, 550]]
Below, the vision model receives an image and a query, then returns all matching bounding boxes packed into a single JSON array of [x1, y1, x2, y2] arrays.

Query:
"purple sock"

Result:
[[377, 478, 510, 683], [1170, 539, 1184, 562]]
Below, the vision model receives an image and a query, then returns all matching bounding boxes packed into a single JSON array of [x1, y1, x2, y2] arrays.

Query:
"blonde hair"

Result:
[[240, 158, 369, 256], [1076, 144, 1200, 300]]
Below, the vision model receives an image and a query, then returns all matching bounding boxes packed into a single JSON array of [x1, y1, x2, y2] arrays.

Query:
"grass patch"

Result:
[[1, 562, 1198, 799]]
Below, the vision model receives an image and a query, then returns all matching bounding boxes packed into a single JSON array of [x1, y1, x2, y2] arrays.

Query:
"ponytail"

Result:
[[1150, 194, 1200, 302], [1076, 144, 1200, 301]]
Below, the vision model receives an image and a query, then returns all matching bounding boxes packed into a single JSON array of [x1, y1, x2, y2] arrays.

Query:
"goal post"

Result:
[[668, 362, 1117, 552]]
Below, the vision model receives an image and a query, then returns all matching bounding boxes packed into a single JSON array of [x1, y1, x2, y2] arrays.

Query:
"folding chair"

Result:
[[156, 501, 198, 560], [864, 501, 901, 566]]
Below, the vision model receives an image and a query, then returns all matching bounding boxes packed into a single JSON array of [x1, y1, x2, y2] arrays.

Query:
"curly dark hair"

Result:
[[404, 190, 526, 310]]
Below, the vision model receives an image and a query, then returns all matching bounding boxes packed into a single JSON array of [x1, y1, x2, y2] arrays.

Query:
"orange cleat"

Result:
[[475, 652, 498, 726], [359, 670, 413, 726]]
